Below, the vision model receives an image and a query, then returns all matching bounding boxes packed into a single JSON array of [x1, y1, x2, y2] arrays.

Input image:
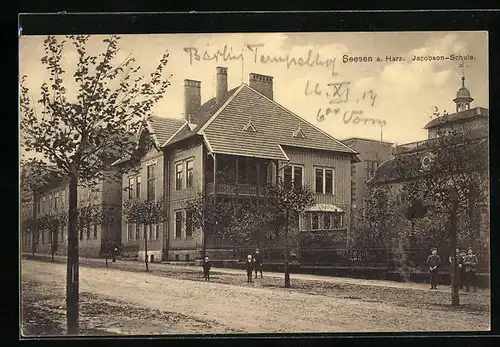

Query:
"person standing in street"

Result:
[[202, 255, 212, 281], [245, 254, 254, 282], [253, 249, 263, 279], [427, 247, 441, 289], [449, 248, 464, 289], [463, 247, 478, 292]]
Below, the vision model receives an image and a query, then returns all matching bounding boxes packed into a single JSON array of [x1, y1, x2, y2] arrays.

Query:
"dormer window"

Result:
[[187, 115, 197, 131], [242, 118, 257, 132], [292, 127, 306, 139]]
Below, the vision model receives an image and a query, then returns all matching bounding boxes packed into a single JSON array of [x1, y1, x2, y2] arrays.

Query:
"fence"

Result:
[[300, 247, 490, 273]]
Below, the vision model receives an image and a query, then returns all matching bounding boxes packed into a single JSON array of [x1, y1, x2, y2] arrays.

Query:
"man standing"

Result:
[[253, 249, 263, 279], [463, 247, 478, 292], [449, 248, 464, 289], [426, 247, 441, 289]]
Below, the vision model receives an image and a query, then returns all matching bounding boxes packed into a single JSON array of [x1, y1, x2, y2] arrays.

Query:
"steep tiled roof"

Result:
[[424, 107, 488, 129], [149, 116, 185, 146], [199, 84, 357, 160], [164, 87, 240, 146]]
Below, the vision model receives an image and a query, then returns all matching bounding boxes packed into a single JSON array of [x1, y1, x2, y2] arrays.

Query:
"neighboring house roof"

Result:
[[424, 107, 489, 129], [164, 87, 240, 147], [164, 83, 357, 161], [368, 136, 488, 185], [149, 116, 185, 146], [341, 137, 393, 145]]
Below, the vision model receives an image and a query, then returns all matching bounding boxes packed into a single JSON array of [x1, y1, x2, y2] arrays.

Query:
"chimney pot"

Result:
[[216, 66, 228, 103], [249, 73, 273, 100], [184, 79, 201, 121]]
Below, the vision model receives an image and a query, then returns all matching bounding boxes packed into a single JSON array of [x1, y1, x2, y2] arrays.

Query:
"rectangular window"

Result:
[[37, 198, 41, 213], [54, 192, 59, 210], [293, 166, 303, 188], [315, 169, 323, 193], [86, 224, 91, 239], [332, 213, 342, 229], [155, 224, 160, 239], [325, 169, 333, 194], [147, 164, 156, 201], [93, 224, 98, 239], [128, 177, 135, 199], [185, 210, 193, 238], [176, 163, 183, 190], [186, 160, 194, 189], [312, 213, 319, 230], [175, 211, 182, 238], [41, 230, 45, 244], [323, 214, 331, 230], [315, 167, 334, 194], [284, 166, 293, 187], [136, 224, 141, 240], [79, 226, 84, 241], [136, 175, 141, 199], [127, 223, 133, 241]]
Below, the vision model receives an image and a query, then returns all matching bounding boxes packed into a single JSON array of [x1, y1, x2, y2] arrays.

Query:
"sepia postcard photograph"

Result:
[[19, 30, 490, 336]]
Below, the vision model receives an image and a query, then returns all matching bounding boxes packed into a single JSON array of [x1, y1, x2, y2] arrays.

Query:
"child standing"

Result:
[[245, 254, 254, 282], [202, 256, 212, 281], [463, 248, 478, 292]]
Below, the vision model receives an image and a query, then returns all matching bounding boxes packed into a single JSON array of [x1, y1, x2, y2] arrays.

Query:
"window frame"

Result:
[[136, 175, 141, 199], [175, 162, 184, 191], [147, 163, 156, 201], [185, 210, 193, 238], [311, 213, 320, 230], [283, 164, 304, 188], [128, 177, 135, 199], [175, 211, 183, 239], [186, 159, 194, 189], [314, 167, 335, 195]]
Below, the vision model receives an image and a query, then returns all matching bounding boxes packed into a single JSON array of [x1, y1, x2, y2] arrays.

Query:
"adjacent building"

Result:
[[22, 175, 122, 258], [368, 75, 489, 251], [341, 138, 393, 219]]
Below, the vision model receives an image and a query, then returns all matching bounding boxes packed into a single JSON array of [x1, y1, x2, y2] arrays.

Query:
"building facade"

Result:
[[341, 138, 393, 219], [116, 66, 360, 262], [22, 176, 122, 258]]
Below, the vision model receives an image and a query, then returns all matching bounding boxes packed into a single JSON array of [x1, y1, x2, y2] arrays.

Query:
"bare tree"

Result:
[[19, 34, 172, 334]]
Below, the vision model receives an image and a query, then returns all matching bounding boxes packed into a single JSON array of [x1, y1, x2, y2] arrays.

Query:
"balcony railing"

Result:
[[206, 182, 267, 196]]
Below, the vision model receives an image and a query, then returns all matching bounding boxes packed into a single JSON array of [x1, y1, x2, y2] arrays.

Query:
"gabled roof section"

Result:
[[199, 84, 358, 160], [164, 86, 240, 146], [148, 116, 185, 145], [424, 107, 489, 129]]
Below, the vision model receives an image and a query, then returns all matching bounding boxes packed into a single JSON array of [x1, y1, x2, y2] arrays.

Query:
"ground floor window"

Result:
[[155, 224, 160, 239], [86, 224, 91, 240], [175, 211, 182, 239], [127, 223, 133, 241], [307, 212, 345, 231], [136, 224, 141, 240], [93, 224, 98, 239], [41, 230, 45, 244]]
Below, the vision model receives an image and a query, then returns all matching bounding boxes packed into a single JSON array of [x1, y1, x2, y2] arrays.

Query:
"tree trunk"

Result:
[[284, 208, 290, 288], [450, 196, 460, 306], [66, 173, 79, 335], [144, 226, 149, 272], [32, 227, 36, 256]]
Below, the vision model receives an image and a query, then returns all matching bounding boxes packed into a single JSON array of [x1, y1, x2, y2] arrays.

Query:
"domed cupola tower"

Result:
[[453, 76, 473, 113]]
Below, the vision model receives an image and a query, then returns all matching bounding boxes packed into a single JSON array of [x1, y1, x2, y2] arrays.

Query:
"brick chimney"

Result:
[[249, 73, 273, 100], [184, 79, 201, 121], [216, 66, 228, 103]]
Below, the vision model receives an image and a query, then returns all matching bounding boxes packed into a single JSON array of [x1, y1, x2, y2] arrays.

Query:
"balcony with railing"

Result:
[[205, 153, 274, 197]]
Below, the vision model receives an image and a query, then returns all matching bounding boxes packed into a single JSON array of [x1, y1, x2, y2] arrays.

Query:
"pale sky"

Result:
[[19, 31, 488, 149]]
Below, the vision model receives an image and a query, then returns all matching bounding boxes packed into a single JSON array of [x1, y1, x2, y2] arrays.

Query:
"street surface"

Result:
[[21, 259, 490, 334]]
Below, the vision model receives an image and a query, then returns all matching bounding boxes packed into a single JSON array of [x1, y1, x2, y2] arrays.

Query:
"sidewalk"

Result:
[[21, 252, 489, 295]]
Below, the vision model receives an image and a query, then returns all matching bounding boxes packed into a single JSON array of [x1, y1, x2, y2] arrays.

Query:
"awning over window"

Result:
[[305, 204, 344, 213]]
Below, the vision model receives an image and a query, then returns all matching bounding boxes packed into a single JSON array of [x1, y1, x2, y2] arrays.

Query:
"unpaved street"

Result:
[[21, 260, 490, 334]]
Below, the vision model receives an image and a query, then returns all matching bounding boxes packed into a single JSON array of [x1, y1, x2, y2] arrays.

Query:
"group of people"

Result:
[[202, 249, 264, 282], [426, 247, 479, 292]]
